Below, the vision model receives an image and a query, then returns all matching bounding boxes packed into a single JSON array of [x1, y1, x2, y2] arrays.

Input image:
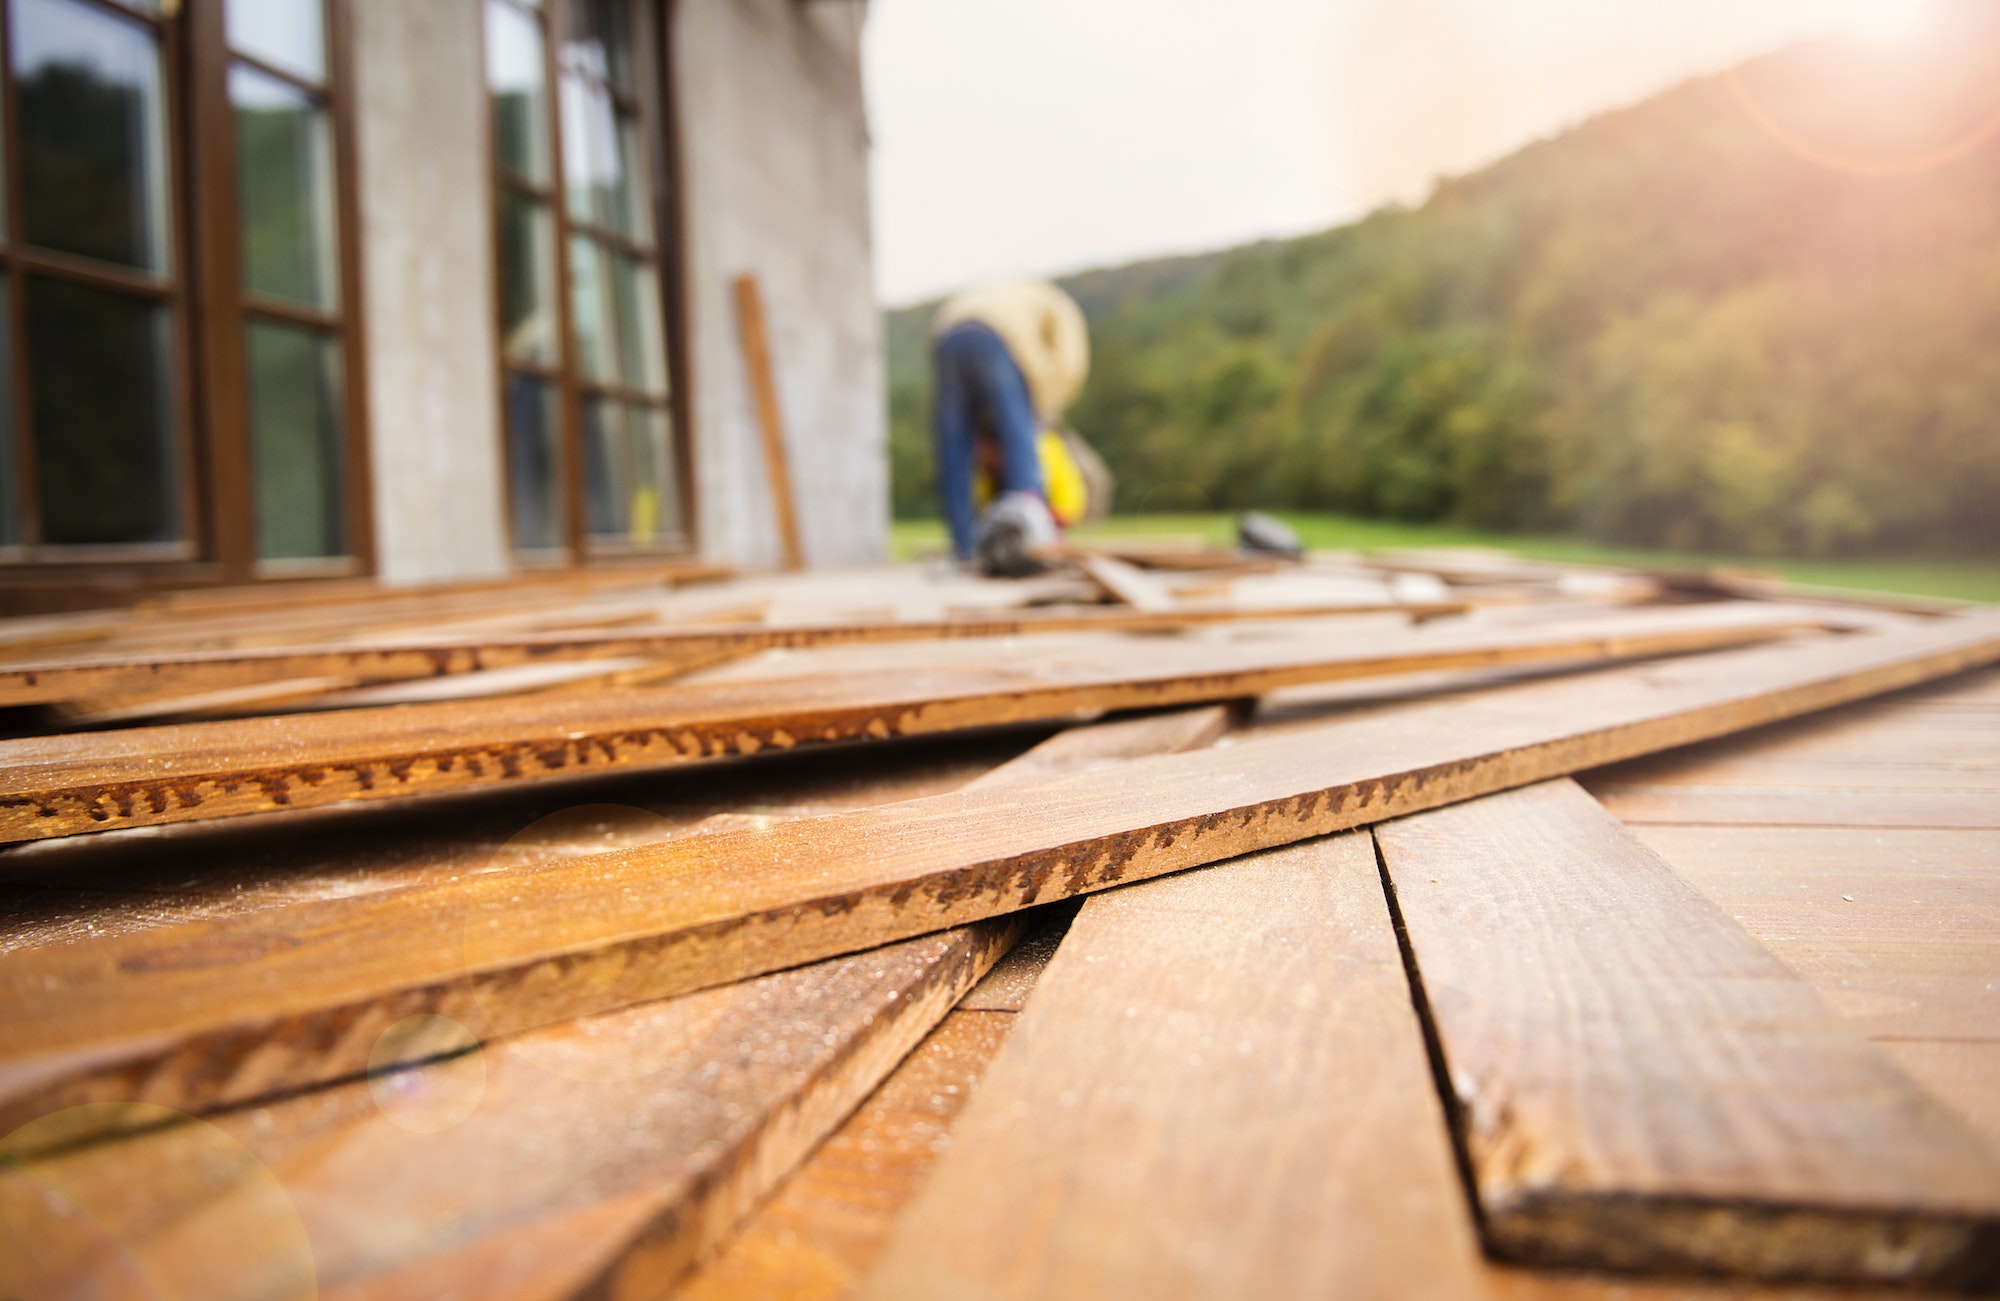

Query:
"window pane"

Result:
[[231, 65, 338, 308], [498, 190, 559, 364], [609, 251, 666, 396], [581, 397, 627, 538], [225, 0, 326, 84], [584, 400, 676, 545], [629, 404, 679, 542], [246, 320, 346, 560], [559, 72, 611, 229], [486, 0, 549, 183], [0, 274, 16, 548], [612, 110, 653, 244], [27, 278, 177, 546], [557, 89, 650, 243], [504, 371, 563, 551], [567, 235, 618, 384], [14, 0, 170, 272], [561, 0, 630, 92]]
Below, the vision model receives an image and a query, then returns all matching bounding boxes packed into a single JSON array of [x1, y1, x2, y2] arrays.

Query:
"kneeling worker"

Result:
[[932, 278, 1107, 575]]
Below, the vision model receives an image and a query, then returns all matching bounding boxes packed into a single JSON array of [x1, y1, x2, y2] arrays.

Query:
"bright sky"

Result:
[[863, 0, 1936, 304]]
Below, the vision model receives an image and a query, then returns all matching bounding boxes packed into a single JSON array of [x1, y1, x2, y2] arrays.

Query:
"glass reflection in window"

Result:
[[14, 0, 170, 271]]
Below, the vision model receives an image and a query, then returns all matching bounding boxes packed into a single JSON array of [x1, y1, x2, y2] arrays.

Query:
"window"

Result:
[[0, 0, 365, 583], [1, 0, 189, 557], [220, 0, 355, 567], [486, 0, 685, 562]]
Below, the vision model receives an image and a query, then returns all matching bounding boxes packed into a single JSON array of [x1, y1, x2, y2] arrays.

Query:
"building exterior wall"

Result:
[[351, 0, 513, 585], [675, 0, 888, 569], [342, 0, 885, 584]]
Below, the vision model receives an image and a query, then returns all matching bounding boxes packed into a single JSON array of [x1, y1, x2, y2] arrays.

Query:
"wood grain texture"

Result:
[[0, 920, 1019, 1301], [732, 274, 805, 570], [0, 605, 1811, 842], [958, 703, 1238, 792], [1376, 779, 2000, 1286], [0, 708, 1213, 1144], [1588, 783, 2000, 829], [860, 834, 1493, 1301], [1, 613, 1994, 1140], [670, 1009, 1020, 1301], [1632, 825, 2000, 1042]]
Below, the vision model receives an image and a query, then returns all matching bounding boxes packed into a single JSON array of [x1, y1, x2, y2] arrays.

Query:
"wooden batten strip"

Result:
[[0, 604, 1817, 842], [860, 835, 1492, 1300], [0, 613, 1993, 1139], [1375, 778, 2000, 1286]]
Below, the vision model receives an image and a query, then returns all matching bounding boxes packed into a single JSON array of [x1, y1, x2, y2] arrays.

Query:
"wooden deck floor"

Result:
[[673, 665, 2000, 1300], [1593, 666, 2000, 1159]]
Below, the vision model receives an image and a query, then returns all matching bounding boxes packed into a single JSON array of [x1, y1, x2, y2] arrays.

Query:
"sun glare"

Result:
[[1834, 0, 1941, 45]]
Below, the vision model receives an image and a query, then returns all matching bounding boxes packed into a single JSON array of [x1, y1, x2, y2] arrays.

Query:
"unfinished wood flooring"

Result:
[[1, 555, 1993, 1299], [2, 614, 1993, 1137], [0, 603, 1814, 842], [862, 835, 1492, 1301]]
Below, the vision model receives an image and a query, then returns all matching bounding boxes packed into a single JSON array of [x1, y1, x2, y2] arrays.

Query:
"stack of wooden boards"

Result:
[[0, 548, 1995, 1300]]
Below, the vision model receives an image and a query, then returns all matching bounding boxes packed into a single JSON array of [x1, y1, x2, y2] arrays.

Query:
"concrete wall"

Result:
[[350, 0, 512, 585], [675, 0, 888, 569]]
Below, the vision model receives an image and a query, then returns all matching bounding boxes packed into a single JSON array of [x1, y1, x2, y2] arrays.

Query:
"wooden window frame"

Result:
[[0, 0, 373, 606], [485, 0, 695, 569]]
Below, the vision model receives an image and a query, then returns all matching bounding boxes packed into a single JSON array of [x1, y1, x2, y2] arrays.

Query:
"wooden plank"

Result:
[[2, 613, 1995, 1140], [0, 701, 1237, 1293], [0, 920, 1020, 1300], [0, 605, 1811, 842], [1074, 553, 1179, 612], [1882, 1041, 2000, 1154], [1375, 779, 2000, 1285], [0, 707, 1223, 1141], [959, 703, 1238, 791], [1632, 825, 2000, 1041], [733, 274, 805, 570], [1588, 782, 2000, 829], [0, 599, 1476, 708], [860, 834, 1493, 1300], [669, 1009, 1019, 1301]]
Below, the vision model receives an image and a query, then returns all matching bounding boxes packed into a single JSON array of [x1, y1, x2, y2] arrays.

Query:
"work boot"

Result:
[[976, 491, 1059, 578]]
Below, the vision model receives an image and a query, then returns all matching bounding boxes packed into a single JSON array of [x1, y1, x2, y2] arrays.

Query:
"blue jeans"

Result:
[[932, 321, 1044, 559]]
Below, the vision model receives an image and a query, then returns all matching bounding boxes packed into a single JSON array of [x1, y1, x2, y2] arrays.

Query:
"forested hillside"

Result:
[[887, 14, 2000, 556]]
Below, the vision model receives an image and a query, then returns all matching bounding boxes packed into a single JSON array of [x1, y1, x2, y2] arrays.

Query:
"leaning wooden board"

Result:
[[1376, 779, 2000, 1287], [2, 613, 1995, 1140], [0, 604, 1812, 841]]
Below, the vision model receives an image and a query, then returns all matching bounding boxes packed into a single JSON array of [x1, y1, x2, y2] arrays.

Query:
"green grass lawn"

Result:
[[890, 513, 2000, 603]]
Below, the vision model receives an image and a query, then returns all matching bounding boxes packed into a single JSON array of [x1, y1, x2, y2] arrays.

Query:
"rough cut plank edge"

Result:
[[1374, 780, 2000, 1290], [1, 615, 1995, 1142], [1484, 1194, 2000, 1291]]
